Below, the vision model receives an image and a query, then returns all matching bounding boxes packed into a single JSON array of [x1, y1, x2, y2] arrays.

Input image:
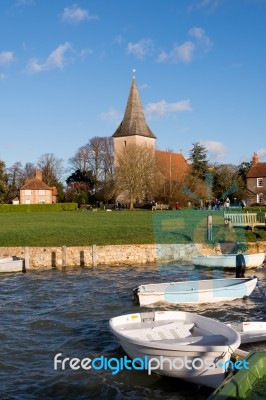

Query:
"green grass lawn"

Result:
[[0, 209, 265, 247]]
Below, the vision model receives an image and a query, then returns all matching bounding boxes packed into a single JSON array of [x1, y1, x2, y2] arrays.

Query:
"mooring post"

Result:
[[92, 244, 97, 268], [24, 246, 30, 270], [62, 246, 67, 268], [207, 215, 213, 241]]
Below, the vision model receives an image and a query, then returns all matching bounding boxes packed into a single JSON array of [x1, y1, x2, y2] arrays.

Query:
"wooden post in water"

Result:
[[62, 246, 67, 268], [24, 246, 30, 270], [207, 215, 213, 241], [92, 244, 97, 268]]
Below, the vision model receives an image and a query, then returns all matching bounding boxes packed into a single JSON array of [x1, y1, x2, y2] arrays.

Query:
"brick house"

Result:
[[246, 153, 266, 205], [19, 170, 58, 204]]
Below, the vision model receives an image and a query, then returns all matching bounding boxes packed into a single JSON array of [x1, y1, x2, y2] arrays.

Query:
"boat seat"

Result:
[[174, 334, 229, 346], [123, 321, 194, 341]]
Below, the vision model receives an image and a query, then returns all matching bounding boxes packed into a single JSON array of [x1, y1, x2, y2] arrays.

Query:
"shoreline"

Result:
[[1, 242, 265, 269]]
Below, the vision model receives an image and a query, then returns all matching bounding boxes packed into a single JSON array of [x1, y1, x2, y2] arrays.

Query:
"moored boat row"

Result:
[[109, 251, 266, 390]]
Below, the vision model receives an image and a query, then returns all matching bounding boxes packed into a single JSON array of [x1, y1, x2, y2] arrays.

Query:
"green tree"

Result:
[[237, 161, 252, 184], [189, 142, 209, 178]]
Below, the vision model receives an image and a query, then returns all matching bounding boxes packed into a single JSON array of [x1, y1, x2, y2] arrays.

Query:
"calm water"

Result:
[[0, 263, 266, 400]]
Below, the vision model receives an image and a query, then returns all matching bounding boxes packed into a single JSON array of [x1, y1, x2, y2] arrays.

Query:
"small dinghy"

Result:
[[228, 321, 266, 344], [133, 277, 258, 306], [0, 257, 25, 273], [192, 252, 265, 269], [109, 310, 241, 388]]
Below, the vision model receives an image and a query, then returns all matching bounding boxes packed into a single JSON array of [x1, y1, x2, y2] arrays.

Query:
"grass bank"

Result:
[[0, 209, 265, 247]]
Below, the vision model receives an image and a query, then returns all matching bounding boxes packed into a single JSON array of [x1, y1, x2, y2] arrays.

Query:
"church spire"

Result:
[[112, 78, 156, 139]]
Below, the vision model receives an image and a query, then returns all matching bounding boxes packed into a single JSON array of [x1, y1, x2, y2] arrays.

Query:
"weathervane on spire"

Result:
[[132, 69, 136, 79]]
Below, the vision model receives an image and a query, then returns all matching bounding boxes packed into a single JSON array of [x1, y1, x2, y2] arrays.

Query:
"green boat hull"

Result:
[[208, 351, 266, 399]]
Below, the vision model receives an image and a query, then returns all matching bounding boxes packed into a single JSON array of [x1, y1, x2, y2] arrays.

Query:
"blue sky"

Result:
[[1, 0, 266, 176]]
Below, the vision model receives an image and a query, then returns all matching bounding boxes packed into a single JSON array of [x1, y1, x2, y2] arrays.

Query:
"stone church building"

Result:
[[112, 77, 189, 188]]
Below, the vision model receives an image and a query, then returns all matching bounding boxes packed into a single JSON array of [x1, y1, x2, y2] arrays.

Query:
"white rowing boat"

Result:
[[133, 277, 258, 306], [228, 321, 266, 344], [192, 252, 265, 269], [0, 257, 25, 273], [109, 310, 241, 388]]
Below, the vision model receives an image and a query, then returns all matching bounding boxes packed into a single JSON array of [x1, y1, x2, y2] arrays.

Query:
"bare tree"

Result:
[[7, 162, 23, 201], [22, 162, 36, 182], [37, 153, 64, 185], [69, 146, 90, 173], [69, 137, 115, 201], [115, 144, 156, 210], [0, 160, 8, 203]]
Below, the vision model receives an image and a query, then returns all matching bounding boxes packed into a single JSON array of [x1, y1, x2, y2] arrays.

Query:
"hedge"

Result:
[[0, 203, 78, 213]]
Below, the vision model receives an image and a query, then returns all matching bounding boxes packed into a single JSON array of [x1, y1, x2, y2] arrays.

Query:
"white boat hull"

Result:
[[110, 310, 241, 389], [228, 321, 266, 344], [135, 277, 258, 306], [0, 257, 24, 273], [192, 253, 265, 269]]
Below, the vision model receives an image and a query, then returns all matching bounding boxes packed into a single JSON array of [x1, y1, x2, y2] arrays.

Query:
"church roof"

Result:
[[156, 150, 189, 181], [112, 78, 156, 139]]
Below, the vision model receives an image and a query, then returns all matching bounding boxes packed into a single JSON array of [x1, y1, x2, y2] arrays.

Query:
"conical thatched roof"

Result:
[[112, 79, 156, 139]]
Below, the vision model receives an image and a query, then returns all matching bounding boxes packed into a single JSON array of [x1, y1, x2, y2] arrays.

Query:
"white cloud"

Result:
[[78, 48, 93, 58], [114, 35, 124, 45], [157, 41, 195, 63], [61, 4, 98, 24], [188, 0, 223, 12], [27, 42, 73, 73], [0, 51, 14, 65], [188, 27, 213, 51], [139, 83, 149, 90], [157, 26, 212, 64], [15, 0, 35, 6], [202, 140, 226, 160], [100, 108, 122, 124], [145, 99, 192, 119], [127, 39, 154, 59]]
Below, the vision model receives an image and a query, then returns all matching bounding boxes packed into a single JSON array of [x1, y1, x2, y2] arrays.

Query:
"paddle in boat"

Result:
[[192, 252, 265, 269], [0, 257, 25, 273], [133, 276, 258, 306], [109, 310, 241, 388]]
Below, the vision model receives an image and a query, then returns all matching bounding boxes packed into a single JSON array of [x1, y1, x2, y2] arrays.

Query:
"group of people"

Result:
[[202, 197, 247, 210], [203, 198, 223, 210]]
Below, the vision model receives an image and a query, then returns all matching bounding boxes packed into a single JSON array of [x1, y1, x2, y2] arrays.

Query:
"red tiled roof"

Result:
[[20, 178, 52, 190], [156, 150, 189, 181], [246, 162, 266, 178]]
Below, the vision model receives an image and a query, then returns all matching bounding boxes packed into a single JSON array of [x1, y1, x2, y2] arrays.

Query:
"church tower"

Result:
[[112, 77, 156, 163]]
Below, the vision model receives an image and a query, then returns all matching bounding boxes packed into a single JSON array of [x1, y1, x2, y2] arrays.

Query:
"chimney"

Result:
[[252, 152, 259, 165], [35, 170, 43, 181]]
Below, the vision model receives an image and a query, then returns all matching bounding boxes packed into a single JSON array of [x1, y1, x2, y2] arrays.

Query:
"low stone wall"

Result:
[[1, 242, 265, 269]]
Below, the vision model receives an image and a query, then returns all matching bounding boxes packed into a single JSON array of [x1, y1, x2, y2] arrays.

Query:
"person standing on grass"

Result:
[[241, 199, 246, 210], [225, 197, 230, 209]]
